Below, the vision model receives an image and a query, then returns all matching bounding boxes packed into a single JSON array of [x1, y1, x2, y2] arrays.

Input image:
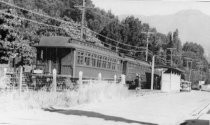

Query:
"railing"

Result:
[[0, 67, 126, 93]]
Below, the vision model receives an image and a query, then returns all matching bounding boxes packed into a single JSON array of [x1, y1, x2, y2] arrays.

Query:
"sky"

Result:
[[91, 0, 210, 16]]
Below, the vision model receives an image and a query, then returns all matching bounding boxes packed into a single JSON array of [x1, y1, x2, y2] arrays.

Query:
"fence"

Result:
[[0, 67, 126, 93]]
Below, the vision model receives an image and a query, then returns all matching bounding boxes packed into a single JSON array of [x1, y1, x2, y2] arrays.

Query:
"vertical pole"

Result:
[[138, 74, 141, 89], [114, 74, 117, 84], [146, 34, 149, 62], [79, 71, 83, 86], [98, 73, 102, 82], [80, 0, 86, 41], [121, 74, 125, 84], [19, 66, 23, 94], [161, 71, 164, 91], [189, 61, 192, 82], [48, 60, 52, 74], [151, 55, 155, 90], [170, 50, 173, 66], [52, 69, 57, 92]]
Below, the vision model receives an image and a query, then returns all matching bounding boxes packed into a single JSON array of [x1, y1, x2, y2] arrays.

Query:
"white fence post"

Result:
[[79, 71, 83, 86], [98, 73, 102, 82], [19, 66, 23, 94], [52, 69, 57, 92], [121, 74, 125, 84], [114, 75, 117, 84]]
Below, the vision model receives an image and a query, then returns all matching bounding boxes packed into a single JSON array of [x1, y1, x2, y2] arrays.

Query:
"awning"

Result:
[[34, 36, 72, 48], [155, 65, 184, 74]]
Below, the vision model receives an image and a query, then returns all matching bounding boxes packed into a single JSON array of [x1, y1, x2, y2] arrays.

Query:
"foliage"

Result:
[[0, 0, 209, 82]]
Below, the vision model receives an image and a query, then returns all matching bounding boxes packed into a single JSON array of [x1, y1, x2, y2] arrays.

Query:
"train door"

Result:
[[60, 48, 73, 76], [47, 48, 58, 74], [122, 61, 127, 75]]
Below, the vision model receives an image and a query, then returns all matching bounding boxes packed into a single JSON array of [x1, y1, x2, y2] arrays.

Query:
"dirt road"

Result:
[[1, 91, 210, 125]]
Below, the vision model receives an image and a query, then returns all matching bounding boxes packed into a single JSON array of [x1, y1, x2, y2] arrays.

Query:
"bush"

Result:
[[0, 81, 130, 111]]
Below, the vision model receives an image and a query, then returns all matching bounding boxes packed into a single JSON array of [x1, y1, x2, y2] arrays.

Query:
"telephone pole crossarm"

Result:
[[75, 0, 93, 41], [167, 48, 176, 66]]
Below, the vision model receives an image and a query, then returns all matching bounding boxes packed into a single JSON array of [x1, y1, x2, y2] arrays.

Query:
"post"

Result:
[[151, 55, 155, 90], [189, 61, 192, 82], [146, 36, 149, 62], [79, 71, 83, 86], [170, 51, 172, 66], [52, 69, 57, 92], [138, 74, 141, 89], [80, 0, 86, 41], [114, 74, 117, 84], [19, 66, 23, 94], [98, 73, 102, 82], [121, 74, 125, 84], [167, 48, 176, 66]]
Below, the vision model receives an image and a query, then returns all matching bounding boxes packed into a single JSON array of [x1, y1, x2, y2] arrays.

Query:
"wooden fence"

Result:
[[0, 68, 126, 93]]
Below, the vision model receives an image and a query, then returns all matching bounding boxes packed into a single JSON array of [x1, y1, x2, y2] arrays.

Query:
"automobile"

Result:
[[201, 84, 210, 92], [191, 83, 201, 90]]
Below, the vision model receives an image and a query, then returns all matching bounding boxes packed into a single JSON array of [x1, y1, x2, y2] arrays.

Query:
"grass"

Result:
[[0, 81, 130, 111]]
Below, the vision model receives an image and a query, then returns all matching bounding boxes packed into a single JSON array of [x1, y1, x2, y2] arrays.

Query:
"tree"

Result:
[[0, 9, 36, 65]]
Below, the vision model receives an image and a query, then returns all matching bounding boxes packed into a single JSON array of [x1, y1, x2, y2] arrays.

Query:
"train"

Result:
[[34, 36, 154, 88]]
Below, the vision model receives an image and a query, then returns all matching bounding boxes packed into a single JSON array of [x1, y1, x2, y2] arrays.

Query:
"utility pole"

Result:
[[142, 31, 155, 62], [184, 57, 193, 82], [189, 60, 192, 82], [75, 0, 92, 41], [167, 48, 176, 66], [151, 55, 155, 90]]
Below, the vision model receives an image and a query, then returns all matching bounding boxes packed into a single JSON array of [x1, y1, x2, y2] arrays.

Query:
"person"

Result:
[[134, 74, 141, 90]]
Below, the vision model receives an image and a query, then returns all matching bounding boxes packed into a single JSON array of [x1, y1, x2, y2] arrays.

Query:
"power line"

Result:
[[0, 0, 151, 57], [0, 10, 147, 55], [86, 27, 147, 50], [0, 0, 148, 51], [0, 0, 78, 26], [0, 10, 65, 30]]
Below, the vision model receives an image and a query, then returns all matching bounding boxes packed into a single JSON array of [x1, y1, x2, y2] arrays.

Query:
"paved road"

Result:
[[1, 91, 210, 125]]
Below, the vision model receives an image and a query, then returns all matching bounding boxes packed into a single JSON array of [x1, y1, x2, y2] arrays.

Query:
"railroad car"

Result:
[[34, 36, 151, 85]]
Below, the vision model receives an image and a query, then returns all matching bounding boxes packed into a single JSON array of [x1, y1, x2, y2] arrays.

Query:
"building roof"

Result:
[[35, 36, 120, 57], [35, 36, 71, 47], [155, 65, 184, 74]]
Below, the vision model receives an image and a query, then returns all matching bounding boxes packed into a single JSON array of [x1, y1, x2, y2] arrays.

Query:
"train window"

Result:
[[92, 54, 97, 67], [84, 52, 91, 66], [37, 49, 44, 60], [77, 51, 84, 65], [97, 55, 102, 68], [37, 48, 46, 65], [102, 56, 107, 68], [107, 58, 111, 69], [112, 63, 116, 70]]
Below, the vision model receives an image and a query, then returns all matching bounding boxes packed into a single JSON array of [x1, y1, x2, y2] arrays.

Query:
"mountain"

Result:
[[120, 9, 210, 61]]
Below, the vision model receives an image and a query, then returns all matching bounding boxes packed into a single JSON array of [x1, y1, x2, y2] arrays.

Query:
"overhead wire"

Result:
[[0, 10, 146, 55], [0, 10, 64, 29], [0, 0, 148, 50], [0, 0, 79, 27]]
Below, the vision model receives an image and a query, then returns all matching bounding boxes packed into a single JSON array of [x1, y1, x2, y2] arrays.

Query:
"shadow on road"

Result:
[[207, 110, 210, 114], [180, 119, 209, 125], [44, 107, 157, 125]]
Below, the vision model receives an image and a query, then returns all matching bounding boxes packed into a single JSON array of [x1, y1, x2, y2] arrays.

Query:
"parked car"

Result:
[[201, 84, 210, 92], [191, 83, 201, 90]]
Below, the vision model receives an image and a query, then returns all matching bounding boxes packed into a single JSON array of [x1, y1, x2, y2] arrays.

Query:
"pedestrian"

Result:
[[134, 74, 141, 90]]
